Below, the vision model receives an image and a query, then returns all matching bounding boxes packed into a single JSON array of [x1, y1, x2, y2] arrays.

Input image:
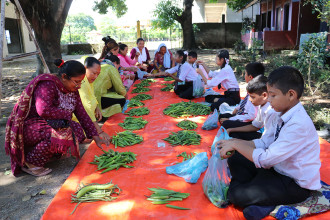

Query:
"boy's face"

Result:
[[249, 92, 268, 106], [187, 56, 197, 64], [267, 84, 298, 114], [244, 70, 253, 83]]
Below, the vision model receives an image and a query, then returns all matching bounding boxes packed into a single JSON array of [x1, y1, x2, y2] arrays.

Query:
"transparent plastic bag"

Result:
[[211, 126, 231, 154], [166, 152, 208, 183], [203, 88, 221, 97], [202, 109, 219, 130], [137, 69, 148, 79], [193, 75, 205, 98], [219, 102, 238, 114], [202, 148, 231, 208]]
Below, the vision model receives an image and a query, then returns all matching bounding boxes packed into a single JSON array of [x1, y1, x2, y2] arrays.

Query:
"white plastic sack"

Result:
[[193, 75, 205, 98]]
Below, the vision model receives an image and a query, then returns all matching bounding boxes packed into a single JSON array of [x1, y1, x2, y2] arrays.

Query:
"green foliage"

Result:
[[93, 0, 128, 17], [241, 39, 264, 62], [152, 0, 182, 30], [241, 17, 255, 33], [293, 32, 329, 94], [227, 0, 251, 11], [61, 13, 96, 44], [233, 39, 246, 54], [304, 104, 330, 129], [304, 0, 330, 23]]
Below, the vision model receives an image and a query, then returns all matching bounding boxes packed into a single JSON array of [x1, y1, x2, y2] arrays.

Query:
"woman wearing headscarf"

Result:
[[152, 43, 175, 74]]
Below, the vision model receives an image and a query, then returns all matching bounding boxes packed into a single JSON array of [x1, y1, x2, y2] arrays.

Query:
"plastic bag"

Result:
[[193, 75, 205, 98], [211, 126, 231, 154], [202, 148, 231, 208], [166, 152, 208, 183], [121, 100, 130, 113], [203, 88, 221, 97], [202, 109, 219, 130], [137, 69, 148, 79], [219, 102, 238, 114]]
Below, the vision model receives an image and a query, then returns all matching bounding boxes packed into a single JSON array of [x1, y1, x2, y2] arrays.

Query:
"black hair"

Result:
[[217, 49, 229, 68], [267, 66, 304, 98], [188, 51, 197, 59], [102, 36, 116, 45], [54, 59, 85, 78], [245, 62, 265, 78], [84, 57, 100, 68], [119, 43, 128, 51], [136, 38, 144, 44], [247, 75, 268, 95], [106, 54, 120, 64], [176, 50, 187, 64]]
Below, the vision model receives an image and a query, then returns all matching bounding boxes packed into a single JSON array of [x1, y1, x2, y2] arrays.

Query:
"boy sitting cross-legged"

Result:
[[217, 66, 321, 220], [227, 75, 275, 140]]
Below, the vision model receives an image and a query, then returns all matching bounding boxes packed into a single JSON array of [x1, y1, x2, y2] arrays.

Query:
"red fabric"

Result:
[[41, 79, 330, 220]]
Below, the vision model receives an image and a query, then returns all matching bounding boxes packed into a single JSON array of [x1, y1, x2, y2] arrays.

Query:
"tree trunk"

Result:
[[177, 0, 196, 50], [13, 0, 73, 74]]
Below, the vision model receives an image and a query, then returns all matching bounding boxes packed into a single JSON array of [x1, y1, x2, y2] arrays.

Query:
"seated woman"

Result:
[[72, 57, 111, 143], [152, 43, 175, 74], [94, 55, 127, 118], [130, 38, 153, 73], [99, 36, 119, 60], [5, 59, 108, 177], [117, 43, 139, 88]]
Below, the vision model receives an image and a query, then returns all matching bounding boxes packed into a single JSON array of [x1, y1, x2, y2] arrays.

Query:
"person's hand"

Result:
[[196, 60, 204, 64], [135, 52, 140, 57], [220, 118, 229, 124], [145, 73, 153, 78], [227, 128, 233, 134], [99, 131, 111, 143], [129, 74, 135, 80], [216, 140, 235, 159], [232, 108, 238, 115], [95, 107, 102, 122], [93, 136, 110, 150], [129, 67, 138, 72], [196, 68, 203, 75]]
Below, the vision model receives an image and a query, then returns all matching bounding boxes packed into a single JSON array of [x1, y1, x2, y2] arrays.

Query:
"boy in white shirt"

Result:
[[217, 66, 321, 220], [227, 75, 274, 140], [220, 62, 265, 128], [187, 51, 208, 79]]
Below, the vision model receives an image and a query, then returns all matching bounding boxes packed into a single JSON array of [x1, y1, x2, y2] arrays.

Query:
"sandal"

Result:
[[21, 166, 52, 177]]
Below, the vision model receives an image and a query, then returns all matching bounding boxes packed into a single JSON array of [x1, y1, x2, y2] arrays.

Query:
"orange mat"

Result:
[[42, 79, 330, 220]]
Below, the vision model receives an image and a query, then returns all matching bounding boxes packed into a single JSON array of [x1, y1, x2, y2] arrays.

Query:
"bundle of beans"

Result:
[[125, 107, 150, 116], [164, 130, 201, 146], [111, 131, 143, 148], [118, 117, 148, 130], [163, 101, 211, 118]]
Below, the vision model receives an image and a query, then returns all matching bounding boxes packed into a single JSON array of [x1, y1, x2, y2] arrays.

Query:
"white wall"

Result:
[[192, 0, 206, 23]]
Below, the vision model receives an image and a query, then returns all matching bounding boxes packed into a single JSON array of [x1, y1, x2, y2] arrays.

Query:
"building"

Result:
[[1, 2, 36, 57], [192, 0, 260, 23], [240, 0, 320, 50]]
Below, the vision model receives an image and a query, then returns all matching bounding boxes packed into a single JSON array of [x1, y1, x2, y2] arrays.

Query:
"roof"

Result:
[[237, 0, 261, 12]]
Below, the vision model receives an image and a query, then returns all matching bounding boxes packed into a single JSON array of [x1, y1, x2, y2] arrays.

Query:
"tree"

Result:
[[304, 0, 330, 24], [227, 0, 251, 11], [93, 0, 128, 17], [11, 0, 127, 74], [61, 13, 97, 44], [152, 0, 196, 49]]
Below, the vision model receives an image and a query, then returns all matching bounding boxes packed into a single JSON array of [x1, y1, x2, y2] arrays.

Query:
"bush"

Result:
[[233, 39, 246, 55], [304, 104, 330, 130]]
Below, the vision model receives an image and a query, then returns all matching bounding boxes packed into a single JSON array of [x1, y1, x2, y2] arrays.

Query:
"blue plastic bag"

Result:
[[211, 126, 232, 154], [202, 148, 231, 208], [137, 69, 148, 79], [202, 109, 219, 130], [121, 100, 130, 113], [166, 152, 208, 183]]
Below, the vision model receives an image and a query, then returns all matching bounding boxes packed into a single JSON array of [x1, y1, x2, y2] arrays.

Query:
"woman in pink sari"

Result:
[[5, 59, 109, 177], [118, 43, 138, 88]]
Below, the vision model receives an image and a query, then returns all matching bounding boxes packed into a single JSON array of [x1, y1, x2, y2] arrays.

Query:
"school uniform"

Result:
[[166, 62, 198, 99], [227, 102, 321, 208], [228, 102, 274, 140], [204, 64, 241, 111], [191, 62, 208, 79]]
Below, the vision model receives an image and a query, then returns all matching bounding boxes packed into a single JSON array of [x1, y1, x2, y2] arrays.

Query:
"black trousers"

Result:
[[205, 91, 241, 112], [174, 81, 194, 100], [101, 97, 126, 109], [227, 152, 311, 208], [221, 120, 262, 140]]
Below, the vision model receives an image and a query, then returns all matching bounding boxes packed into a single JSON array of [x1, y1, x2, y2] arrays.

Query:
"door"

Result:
[[5, 18, 24, 54], [283, 3, 290, 31], [275, 7, 282, 31]]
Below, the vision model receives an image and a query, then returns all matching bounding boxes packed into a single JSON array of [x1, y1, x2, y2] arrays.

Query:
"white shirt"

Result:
[[206, 64, 239, 89], [230, 96, 257, 122], [191, 62, 208, 79], [166, 62, 198, 82], [253, 102, 321, 190], [251, 102, 274, 128]]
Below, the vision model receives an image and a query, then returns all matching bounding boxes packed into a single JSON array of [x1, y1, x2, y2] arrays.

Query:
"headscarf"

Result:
[[155, 43, 171, 68], [134, 47, 147, 64]]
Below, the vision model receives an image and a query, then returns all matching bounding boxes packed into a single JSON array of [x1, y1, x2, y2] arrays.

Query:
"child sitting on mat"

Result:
[[196, 50, 240, 111], [227, 75, 274, 140], [187, 51, 208, 79], [220, 62, 265, 128], [218, 66, 321, 220]]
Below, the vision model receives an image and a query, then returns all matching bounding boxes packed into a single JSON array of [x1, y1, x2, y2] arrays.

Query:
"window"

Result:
[[283, 3, 290, 31], [5, 30, 11, 44], [275, 7, 281, 31]]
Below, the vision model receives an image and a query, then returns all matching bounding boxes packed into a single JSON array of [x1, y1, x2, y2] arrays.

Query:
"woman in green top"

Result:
[[94, 55, 127, 118]]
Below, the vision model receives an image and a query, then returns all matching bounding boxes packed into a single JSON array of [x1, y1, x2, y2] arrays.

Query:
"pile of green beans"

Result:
[[131, 94, 152, 101], [177, 120, 198, 130], [161, 83, 174, 92], [125, 107, 150, 116], [164, 77, 175, 81], [131, 87, 151, 93], [70, 181, 121, 214], [177, 152, 198, 162], [134, 81, 151, 88], [111, 131, 143, 148], [146, 187, 190, 210], [163, 101, 211, 118], [90, 149, 137, 173], [118, 117, 148, 130], [164, 130, 201, 146], [127, 100, 145, 108]]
